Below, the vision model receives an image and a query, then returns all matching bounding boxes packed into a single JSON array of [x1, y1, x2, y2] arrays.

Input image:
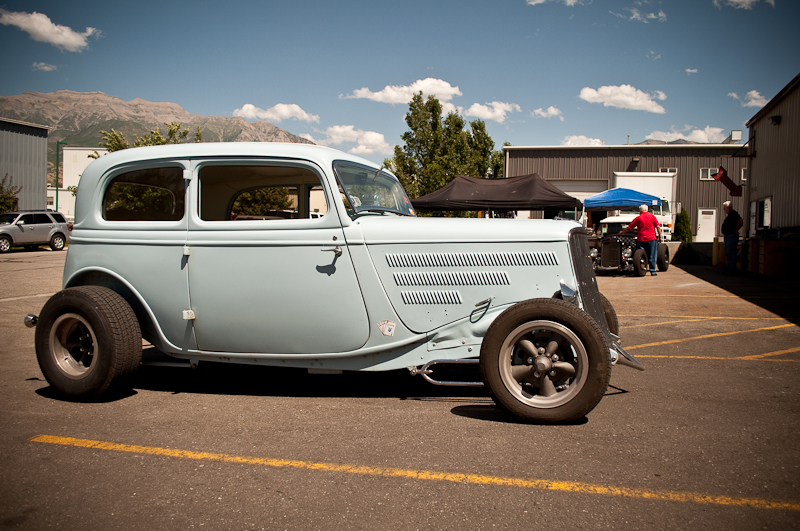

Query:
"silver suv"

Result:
[[0, 210, 71, 253]]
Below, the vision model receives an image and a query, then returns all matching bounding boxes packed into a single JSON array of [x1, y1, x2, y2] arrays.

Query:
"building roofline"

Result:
[[503, 144, 744, 151], [745, 71, 800, 127], [0, 116, 50, 131]]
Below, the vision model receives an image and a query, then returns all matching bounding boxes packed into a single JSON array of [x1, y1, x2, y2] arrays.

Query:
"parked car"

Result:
[[25, 143, 642, 423], [592, 222, 669, 276], [0, 210, 71, 253]]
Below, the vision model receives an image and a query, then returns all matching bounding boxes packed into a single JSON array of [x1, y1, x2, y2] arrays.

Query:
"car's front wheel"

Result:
[[35, 286, 142, 398], [633, 248, 648, 276], [657, 243, 670, 271], [480, 298, 612, 424], [0, 235, 11, 253]]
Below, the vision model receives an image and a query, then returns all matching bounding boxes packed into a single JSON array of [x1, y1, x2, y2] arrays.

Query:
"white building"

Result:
[[47, 147, 107, 220]]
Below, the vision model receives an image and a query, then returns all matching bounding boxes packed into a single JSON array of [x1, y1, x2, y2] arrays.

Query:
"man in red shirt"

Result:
[[620, 204, 661, 276]]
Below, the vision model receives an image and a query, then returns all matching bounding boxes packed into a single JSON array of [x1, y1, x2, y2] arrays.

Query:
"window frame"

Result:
[[699, 168, 717, 181]]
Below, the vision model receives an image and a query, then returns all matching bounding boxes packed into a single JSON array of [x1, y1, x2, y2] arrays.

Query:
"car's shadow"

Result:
[[34, 353, 626, 425]]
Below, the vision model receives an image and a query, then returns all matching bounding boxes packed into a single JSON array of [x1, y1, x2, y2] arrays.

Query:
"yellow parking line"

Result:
[[636, 355, 799, 362], [623, 318, 711, 329], [738, 346, 800, 360], [626, 324, 795, 350], [30, 435, 800, 512], [619, 315, 785, 320]]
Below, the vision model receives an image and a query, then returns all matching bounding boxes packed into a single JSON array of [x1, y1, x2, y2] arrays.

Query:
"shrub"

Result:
[[672, 208, 692, 242]]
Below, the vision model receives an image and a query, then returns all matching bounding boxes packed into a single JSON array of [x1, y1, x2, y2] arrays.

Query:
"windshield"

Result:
[[334, 162, 415, 217], [0, 213, 19, 225]]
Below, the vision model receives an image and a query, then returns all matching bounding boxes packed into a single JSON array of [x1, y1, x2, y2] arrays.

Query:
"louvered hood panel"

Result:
[[358, 217, 579, 334]]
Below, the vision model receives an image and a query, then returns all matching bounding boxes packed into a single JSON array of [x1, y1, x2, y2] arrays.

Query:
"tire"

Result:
[[49, 233, 66, 251], [657, 243, 670, 272], [35, 286, 142, 398], [632, 248, 648, 277], [599, 293, 619, 336], [480, 298, 612, 424], [0, 235, 11, 253]]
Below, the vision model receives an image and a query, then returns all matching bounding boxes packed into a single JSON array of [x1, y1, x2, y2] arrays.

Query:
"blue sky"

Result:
[[1, 0, 798, 164]]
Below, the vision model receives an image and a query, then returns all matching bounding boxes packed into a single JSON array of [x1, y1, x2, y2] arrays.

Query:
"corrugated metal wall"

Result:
[[506, 145, 748, 236], [748, 86, 800, 230], [0, 120, 48, 210]]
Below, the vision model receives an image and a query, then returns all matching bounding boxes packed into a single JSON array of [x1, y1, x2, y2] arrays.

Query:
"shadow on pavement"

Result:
[[675, 264, 800, 322]]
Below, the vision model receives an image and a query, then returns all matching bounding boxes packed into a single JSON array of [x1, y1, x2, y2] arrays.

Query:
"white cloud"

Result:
[[686, 68, 698, 75], [611, 7, 667, 23], [310, 125, 393, 156], [233, 103, 319, 123], [526, 0, 585, 5], [728, 90, 769, 108], [441, 102, 464, 115], [713, 0, 774, 9], [344, 78, 462, 104], [465, 101, 521, 123], [646, 126, 727, 144], [742, 90, 769, 108], [561, 135, 604, 146], [579, 84, 667, 113], [0, 9, 99, 52], [532, 106, 564, 121], [32, 62, 56, 71]]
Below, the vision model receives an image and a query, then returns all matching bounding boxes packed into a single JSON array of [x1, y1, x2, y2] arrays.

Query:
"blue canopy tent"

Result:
[[583, 188, 661, 212]]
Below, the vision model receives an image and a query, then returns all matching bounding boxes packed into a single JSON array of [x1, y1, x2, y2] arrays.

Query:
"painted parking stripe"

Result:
[[625, 324, 796, 350], [30, 435, 800, 511], [0, 293, 54, 303]]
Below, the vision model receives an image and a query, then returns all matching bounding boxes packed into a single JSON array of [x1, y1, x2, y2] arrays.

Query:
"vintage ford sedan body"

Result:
[[28, 143, 641, 423]]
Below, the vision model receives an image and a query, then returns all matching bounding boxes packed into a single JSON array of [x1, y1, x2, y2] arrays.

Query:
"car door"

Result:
[[185, 160, 370, 355], [14, 214, 37, 244]]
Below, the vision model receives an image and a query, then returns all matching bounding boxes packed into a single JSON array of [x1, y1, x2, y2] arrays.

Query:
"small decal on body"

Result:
[[377, 320, 396, 337]]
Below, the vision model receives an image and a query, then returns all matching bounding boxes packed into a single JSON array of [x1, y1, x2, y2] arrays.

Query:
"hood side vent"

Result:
[[393, 271, 510, 287], [386, 251, 558, 268], [401, 290, 463, 305]]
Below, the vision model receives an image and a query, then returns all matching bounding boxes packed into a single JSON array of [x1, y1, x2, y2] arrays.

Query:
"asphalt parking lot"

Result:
[[1, 250, 798, 529]]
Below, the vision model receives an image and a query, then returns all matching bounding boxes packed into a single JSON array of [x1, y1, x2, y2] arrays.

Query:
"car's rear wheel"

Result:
[[480, 298, 611, 423], [35, 286, 142, 398], [633, 248, 648, 276], [657, 243, 670, 271], [0, 235, 11, 253], [49, 233, 66, 251]]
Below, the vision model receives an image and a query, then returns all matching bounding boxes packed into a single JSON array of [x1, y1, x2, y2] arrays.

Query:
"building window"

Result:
[[741, 168, 747, 182], [700, 168, 717, 181], [659, 167, 677, 173], [47, 197, 54, 206]]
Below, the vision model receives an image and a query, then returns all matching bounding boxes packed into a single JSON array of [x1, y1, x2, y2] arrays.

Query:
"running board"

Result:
[[409, 359, 484, 387]]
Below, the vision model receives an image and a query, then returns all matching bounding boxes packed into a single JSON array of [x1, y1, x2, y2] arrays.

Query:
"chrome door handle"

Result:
[[321, 246, 342, 257]]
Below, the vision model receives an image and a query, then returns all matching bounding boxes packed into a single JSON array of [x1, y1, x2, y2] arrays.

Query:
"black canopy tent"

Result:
[[410, 174, 582, 212]]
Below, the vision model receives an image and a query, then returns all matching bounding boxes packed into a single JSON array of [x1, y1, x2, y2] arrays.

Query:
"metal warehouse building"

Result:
[[0, 117, 49, 210], [503, 140, 748, 242], [745, 71, 800, 276]]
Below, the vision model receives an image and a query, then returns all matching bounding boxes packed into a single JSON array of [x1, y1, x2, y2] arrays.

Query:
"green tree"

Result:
[[672, 208, 692, 242], [0, 174, 22, 213], [231, 187, 293, 217], [90, 122, 202, 159], [386, 93, 506, 217]]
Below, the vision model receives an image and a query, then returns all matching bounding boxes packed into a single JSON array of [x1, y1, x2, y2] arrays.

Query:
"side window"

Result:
[[50, 213, 66, 223], [19, 214, 35, 225], [33, 214, 52, 224], [103, 167, 185, 221], [198, 165, 328, 222]]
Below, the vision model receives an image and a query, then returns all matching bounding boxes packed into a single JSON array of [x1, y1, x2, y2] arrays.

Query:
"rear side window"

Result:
[[103, 167, 185, 221], [50, 213, 66, 223]]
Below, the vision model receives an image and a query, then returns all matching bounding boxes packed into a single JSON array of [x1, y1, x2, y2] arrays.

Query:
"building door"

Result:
[[696, 209, 717, 242]]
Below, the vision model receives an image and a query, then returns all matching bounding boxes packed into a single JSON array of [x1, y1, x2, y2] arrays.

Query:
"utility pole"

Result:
[[55, 140, 67, 211]]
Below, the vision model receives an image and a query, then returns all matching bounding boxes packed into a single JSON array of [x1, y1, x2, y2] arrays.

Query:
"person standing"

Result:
[[620, 204, 661, 276], [721, 201, 743, 273]]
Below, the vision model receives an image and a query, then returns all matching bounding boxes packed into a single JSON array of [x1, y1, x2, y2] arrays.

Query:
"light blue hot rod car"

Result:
[[27, 143, 641, 423]]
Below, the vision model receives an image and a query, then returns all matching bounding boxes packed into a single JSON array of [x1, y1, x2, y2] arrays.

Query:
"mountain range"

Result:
[[0, 90, 312, 183]]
